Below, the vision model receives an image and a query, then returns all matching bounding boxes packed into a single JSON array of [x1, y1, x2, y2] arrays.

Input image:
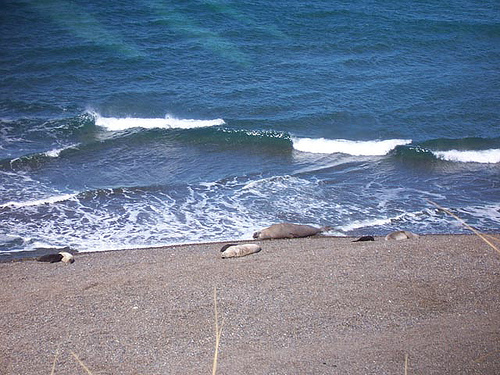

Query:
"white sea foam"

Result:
[[433, 149, 500, 164], [30, 242, 70, 250], [94, 113, 225, 131], [0, 194, 77, 209], [292, 137, 412, 155], [44, 149, 63, 158], [338, 217, 394, 232], [458, 204, 500, 228]]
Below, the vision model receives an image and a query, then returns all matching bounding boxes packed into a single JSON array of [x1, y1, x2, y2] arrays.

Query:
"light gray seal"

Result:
[[253, 223, 330, 240], [220, 243, 261, 258], [385, 230, 419, 240]]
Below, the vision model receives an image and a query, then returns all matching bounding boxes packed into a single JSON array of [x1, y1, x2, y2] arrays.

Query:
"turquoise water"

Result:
[[1, 0, 499, 257]]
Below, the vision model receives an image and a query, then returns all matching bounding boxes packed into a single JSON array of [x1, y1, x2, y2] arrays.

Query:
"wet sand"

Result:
[[1, 234, 499, 374]]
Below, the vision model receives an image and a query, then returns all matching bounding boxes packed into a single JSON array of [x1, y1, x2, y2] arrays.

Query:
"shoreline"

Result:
[[1, 234, 499, 374], [0, 237, 269, 263], [0, 232, 493, 263]]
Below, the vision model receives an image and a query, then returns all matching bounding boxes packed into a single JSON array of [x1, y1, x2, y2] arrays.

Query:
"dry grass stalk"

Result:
[[70, 351, 94, 375], [212, 287, 224, 375], [483, 233, 500, 244], [428, 200, 499, 367], [427, 200, 500, 255], [52, 289, 225, 375], [474, 349, 500, 363], [50, 345, 60, 375], [404, 353, 408, 375]]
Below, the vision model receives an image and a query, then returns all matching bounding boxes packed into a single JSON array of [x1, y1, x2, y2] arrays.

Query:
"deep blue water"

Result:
[[1, 0, 499, 257]]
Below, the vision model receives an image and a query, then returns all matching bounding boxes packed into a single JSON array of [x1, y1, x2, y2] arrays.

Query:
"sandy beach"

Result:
[[0, 234, 499, 374]]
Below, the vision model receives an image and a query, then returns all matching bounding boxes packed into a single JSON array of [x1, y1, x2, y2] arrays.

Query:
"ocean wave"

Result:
[[212, 128, 292, 149], [92, 112, 225, 131], [420, 137, 500, 150], [393, 140, 500, 164], [43, 144, 79, 158], [0, 144, 79, 171], [218, 127, 290, 140], [292, 137, 412, 155], [433, 149, 500, 164]]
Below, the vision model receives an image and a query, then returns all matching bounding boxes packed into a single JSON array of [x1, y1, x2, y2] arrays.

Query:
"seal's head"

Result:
[[220, 244, 237, 252], [59, 251, 74, 264], [253, 231, 261, 239]]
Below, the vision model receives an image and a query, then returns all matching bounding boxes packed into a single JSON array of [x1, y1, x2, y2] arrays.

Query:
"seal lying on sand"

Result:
[[352, 235, 375, 242], [37, 251, 74, 264], [385, 230, 419, 240], [220, 244, 261, 258], [253, 223, 330, 240]]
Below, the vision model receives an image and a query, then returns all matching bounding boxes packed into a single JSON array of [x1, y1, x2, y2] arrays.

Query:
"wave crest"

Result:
[[433, 149, 500, 164], [92, 112, 225, 131], [292, 137, 412, 155]]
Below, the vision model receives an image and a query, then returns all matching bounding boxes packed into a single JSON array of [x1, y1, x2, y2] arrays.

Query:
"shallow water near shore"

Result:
[[1, 0, 499, 257]]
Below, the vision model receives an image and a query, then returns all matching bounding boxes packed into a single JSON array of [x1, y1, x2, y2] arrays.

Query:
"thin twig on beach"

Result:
[[71, 351, 94, 375], [404, 353, 408, 375], [474, 349, 500, 363], [212, 287, 224, 375], [50, 345, 60, 375], [427, 200, 500, 255], [483, 233, 500, 244]]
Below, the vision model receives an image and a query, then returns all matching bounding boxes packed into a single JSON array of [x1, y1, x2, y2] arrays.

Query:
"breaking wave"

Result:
[[292, 137, 412, 155], [433, 149, 500, 164], [93, 112, 225, 131]]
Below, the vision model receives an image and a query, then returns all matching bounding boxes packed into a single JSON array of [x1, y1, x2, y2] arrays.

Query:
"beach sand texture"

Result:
[[1, 234, 499, 374]]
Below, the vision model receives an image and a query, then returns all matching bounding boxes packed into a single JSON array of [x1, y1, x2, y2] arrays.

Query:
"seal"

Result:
[[352, 235, 375, 242], [385, 230, 419, 241], [253, 223, 330, 240], [37, 251, 74, 264], [220, 243, 261, 258]]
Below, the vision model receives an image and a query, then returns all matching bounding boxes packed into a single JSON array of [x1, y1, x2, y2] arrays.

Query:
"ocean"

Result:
[[1, 0, 499, 259]]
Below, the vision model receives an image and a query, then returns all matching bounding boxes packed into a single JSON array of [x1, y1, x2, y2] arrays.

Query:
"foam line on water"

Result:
[[0, 194, 77, 209]]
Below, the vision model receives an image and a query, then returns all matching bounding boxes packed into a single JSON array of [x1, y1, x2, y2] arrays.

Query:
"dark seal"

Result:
[[352, 236, 375, 242]]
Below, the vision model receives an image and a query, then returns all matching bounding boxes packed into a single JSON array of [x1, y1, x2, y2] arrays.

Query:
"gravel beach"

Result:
[[1, 234, 499, 374]]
